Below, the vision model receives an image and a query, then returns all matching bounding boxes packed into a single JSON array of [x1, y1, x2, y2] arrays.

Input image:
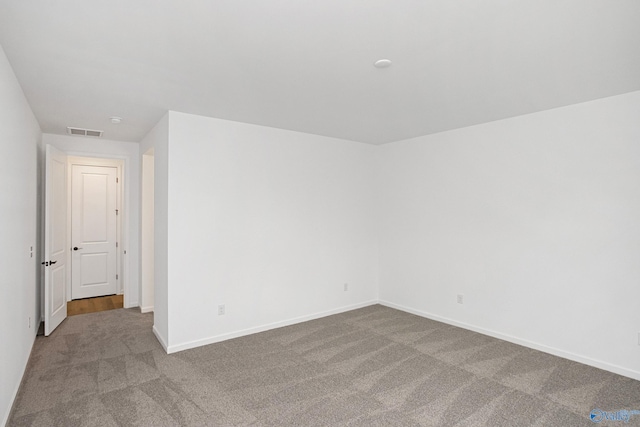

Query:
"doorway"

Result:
[[44, 146, 131, 335], [67, 156, 124, 302]]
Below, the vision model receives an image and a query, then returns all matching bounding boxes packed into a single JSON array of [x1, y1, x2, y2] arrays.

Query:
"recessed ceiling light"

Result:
[[374, 59, 392, 69], [110, 116, 122, 124]]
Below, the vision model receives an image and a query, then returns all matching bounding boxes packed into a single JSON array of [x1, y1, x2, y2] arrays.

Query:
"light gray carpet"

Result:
[[8, 305, 640, 426]]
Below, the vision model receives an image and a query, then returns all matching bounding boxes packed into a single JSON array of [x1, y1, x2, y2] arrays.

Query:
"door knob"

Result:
[[73, 247, 83, 251], [50, 260, 57, 264]]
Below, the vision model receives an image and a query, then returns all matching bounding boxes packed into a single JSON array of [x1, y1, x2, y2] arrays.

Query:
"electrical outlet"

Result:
[[344, 283, 348, 291], [457, 294, 464, 304], [218, 304, 225, 315]]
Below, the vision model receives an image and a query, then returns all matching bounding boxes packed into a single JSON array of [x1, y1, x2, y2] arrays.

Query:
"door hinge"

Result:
[[116, 274, 119, 280], [116, 242, 118, 248], [115, 209, 119, 215], [116, 177, 119, 183]]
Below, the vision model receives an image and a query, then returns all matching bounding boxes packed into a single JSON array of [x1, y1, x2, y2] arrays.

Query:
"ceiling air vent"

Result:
[[66, 127, 103, 137]]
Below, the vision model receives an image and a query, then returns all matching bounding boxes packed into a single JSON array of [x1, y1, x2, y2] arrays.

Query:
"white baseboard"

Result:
[[140, 306, 154, 314], [152, 325, 168, 352], [379, 300, 640, 382], [3, 330, 38, 427], [153, 297, 640, 381], [166, 300, 378, 354], [123, 300, 139, 309]]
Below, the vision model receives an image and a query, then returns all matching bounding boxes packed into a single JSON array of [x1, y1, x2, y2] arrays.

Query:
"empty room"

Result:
[[1, 1, 639, 426]]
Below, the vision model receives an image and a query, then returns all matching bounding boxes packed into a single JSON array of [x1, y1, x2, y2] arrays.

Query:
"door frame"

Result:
[[67, 156, 124, 301], [140, 148, 155, 313]]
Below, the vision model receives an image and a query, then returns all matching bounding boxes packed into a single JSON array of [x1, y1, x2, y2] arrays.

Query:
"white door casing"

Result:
[[44, 145, 68, 336], [71, 165, 118, 299]]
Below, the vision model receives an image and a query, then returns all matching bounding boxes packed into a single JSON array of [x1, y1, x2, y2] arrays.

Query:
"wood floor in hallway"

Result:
[[67, 294, 123, 316]]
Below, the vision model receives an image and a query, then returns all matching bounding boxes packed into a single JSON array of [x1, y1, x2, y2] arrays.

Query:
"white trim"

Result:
[[166, 300, 378, 354], [64, 154, 137, 307], [150, 296, 640, 381], [55, 149, 137, 307], [140, 150, 154, 315], [152, 325, 168, 352], [379, 300, 640, 382], [140, 306, 154, 314], [3, 333, 37, 427]]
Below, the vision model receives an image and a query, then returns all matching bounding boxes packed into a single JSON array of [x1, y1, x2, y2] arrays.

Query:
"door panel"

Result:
[[81, 173, 109, 241], [71, 165, 118, 299], [44, 145, 68, 336], [80, 253, 109, 284], [51, 264, 66, 315]]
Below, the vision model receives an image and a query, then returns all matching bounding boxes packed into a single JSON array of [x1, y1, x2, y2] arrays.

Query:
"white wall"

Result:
[[0, 44, 41, 426], [42, 133, 140, 308], [378, 91, 640, 380], [164, 112, 378, 352], [140, 114, 169, 349]]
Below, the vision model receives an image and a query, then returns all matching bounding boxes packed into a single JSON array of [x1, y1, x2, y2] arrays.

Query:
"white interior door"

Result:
[[44, 145, 68, 336], [71, 165, 118, 299]]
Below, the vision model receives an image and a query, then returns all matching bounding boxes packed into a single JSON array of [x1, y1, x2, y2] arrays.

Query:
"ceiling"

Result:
[[1, 1, 639, 145]]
